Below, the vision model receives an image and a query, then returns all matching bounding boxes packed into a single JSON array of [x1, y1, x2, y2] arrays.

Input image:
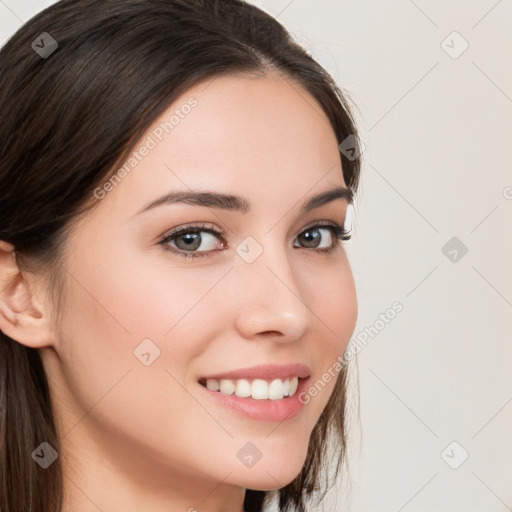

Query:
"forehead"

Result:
[[92, 71, 346, 220]]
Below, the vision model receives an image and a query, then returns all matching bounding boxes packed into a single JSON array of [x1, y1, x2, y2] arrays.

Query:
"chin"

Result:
[[240, 470, 302, 491], [230, 455, 306, 490]]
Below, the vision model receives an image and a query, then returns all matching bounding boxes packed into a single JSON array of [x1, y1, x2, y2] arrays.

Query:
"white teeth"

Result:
[[268, 379, 283, 400], [219, 379, 236, 395], [251, 379, 269, 399], [203, 376, 301, 400], [235, 379, 251, 398], [282, 378, 290, 396], [289, 376, 299, 396], [206, 379, 220, 391]]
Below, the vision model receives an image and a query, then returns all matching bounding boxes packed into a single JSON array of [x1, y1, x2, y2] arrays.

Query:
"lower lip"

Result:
[[198, 377, 310, 423]]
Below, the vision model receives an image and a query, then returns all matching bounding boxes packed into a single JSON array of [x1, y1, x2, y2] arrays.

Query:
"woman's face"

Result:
[[42, 71, 358, 507]]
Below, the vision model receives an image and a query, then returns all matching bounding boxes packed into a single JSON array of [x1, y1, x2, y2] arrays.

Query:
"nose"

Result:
[[231, 236, 316, 343]]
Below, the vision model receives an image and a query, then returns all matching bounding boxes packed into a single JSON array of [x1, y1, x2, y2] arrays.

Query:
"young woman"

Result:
[[0, 1, 363, 511]]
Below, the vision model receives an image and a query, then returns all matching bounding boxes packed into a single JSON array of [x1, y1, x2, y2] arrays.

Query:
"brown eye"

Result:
[[159, 224, 226, 259], [293, 223, 351, 252], [296, 226, 330, 249]]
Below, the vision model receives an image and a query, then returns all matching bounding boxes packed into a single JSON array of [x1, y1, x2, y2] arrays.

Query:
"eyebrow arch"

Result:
[[133, 185, 353, 218]]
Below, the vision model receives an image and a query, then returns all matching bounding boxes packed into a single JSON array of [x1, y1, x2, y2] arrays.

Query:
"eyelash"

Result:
[[158, 221, 351, 260]]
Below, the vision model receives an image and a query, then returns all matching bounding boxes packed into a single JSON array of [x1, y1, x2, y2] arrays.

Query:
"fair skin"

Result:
[[0, 70, 357, 512]]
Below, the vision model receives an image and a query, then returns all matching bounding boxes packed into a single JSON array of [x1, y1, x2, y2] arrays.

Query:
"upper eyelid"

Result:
[[160, 222, 220, 241], [160, 219, 345, 240]]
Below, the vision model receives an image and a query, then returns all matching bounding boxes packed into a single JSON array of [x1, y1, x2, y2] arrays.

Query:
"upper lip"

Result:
[[199, 363, 311, 382]]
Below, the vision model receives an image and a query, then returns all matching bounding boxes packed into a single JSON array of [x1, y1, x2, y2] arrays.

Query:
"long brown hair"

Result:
[[0, 1, 362, 511]]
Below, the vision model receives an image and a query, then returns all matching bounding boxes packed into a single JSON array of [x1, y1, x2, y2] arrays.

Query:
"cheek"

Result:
[[309, 255, 358, 350], [54, 259, 223, 471], [56, 238, 231, 391], [303, 257, 357, 411]]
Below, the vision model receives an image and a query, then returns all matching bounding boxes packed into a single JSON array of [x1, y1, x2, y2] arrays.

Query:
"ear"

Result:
[[0, 240, 54, 348]]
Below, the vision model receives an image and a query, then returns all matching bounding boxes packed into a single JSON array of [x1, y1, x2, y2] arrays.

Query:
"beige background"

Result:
[[1, 0, 511, 510]]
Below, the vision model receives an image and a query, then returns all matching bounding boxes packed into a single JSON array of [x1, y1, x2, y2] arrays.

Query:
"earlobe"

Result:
[[0, 240, 54, 348]]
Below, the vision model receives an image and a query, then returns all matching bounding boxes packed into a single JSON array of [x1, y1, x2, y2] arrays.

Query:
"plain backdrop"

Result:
[[1, 1, 511, 511]]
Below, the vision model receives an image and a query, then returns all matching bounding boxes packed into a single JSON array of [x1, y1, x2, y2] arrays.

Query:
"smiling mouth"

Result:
[[197, 376, 305, 400]]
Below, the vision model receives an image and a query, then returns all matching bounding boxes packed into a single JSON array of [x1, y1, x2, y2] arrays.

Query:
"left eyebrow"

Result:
[[132, 185, 353, 218]]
